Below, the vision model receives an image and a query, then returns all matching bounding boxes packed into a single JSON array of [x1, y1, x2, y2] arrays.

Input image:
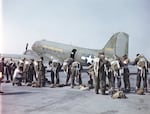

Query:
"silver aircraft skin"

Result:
[[31, 32, 129, 64], [0, 32, 129, 65]]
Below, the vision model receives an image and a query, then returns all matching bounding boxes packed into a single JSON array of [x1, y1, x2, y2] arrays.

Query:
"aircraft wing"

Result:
[[0, 50, 40, 62]]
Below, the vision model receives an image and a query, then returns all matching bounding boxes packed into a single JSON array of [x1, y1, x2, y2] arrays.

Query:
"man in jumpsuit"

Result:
[[37, 57, 45, 87], [94, 52, 106, 95], [122, 54, 130, 92], [133, 54, 148, 92]]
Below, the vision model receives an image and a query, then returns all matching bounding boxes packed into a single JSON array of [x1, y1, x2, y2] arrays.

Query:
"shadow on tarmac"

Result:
[[2, 91, 33, 95]]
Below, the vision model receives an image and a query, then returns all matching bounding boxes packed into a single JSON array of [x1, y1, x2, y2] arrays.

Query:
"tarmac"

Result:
[[1, 70, 150, 114]]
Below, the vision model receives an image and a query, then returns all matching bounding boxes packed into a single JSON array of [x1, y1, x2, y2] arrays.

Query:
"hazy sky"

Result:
[[1, 0, 150, 59]]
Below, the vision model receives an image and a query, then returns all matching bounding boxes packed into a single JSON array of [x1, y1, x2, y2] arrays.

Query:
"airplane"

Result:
[[0, 32, 129, 65], [30, 32, 129, 64]]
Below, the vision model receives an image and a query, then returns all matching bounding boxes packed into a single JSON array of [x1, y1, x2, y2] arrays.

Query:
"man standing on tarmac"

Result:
[[122, 54, 130, 92], [37, 57, 45, 87], [111, 55, 122, 91], [65, 49, 77, 85], [51, 60, 60, 85], [0, 58, 5, 93], [133, 54, 148, 92], [28, 59, 36, 83], [94, 52, 106, 95]]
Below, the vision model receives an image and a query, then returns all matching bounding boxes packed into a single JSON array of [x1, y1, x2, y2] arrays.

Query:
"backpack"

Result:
[[72, 62, 79, 68], [111, 60, 120, 71], [93, 57, 100, 76], [52, 60, 59, 68], [137, 56, 147, 68]]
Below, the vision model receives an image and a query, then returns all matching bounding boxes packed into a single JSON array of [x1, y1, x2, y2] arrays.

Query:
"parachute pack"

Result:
[[93, 57, 100, 76], [52, 60, 59, 68], [72, 61, 80, 68], [111, 60, 120, 71], [137, 56, 147, 68]]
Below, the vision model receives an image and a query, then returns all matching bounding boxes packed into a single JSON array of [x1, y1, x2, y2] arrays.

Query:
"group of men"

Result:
[[0, 57, 46, 89], [87, 52, 149, 95], [0, 51, 149, 95]]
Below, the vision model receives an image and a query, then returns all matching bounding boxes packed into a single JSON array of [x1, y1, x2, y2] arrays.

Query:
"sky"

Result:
[[1, 0, 150, 59]]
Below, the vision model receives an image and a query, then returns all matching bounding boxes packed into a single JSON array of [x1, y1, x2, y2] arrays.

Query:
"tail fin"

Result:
[[103, 32, 129, 58]]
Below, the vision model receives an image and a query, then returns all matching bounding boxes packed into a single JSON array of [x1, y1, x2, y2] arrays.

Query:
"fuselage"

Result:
[[32, 40, 99, 64]]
